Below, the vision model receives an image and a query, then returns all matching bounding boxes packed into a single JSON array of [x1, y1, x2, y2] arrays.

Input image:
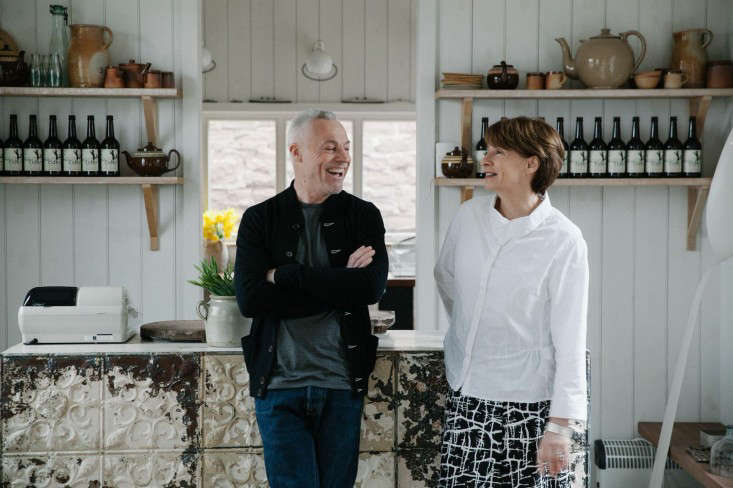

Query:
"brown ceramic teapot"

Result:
[[122, 143, 180, 176], [487, 61, 519, 89], [119, 59, 151, 88], [556, 28, 646, 88]]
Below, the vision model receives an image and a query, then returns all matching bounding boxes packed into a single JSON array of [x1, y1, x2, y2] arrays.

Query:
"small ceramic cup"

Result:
[[545, 71, 568, 89], [526, 72, 546, 90], [664, 69, 688, 89], [161, 71, 175, 88], [144, 70, 161, 88]]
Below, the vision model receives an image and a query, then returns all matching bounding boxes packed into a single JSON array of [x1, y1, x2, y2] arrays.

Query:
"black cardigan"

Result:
[[234, 184, 388, 397]]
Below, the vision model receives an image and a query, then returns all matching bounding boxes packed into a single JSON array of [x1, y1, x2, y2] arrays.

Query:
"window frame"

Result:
[[200, 102, 416, 219]]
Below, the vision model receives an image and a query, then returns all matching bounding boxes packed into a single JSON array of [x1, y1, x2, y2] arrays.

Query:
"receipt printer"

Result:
[[18, 286, 133, 344]]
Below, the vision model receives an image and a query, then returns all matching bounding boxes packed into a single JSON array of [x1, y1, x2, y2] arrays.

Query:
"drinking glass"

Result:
[[48, 53, 62, 87], [30, 53, 42, 87]]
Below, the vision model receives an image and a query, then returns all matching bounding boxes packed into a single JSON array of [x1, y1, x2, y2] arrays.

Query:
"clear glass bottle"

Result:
[[30, 53, 42, 88], [49, 5, 70, 86], [710, 425, 733, 477]]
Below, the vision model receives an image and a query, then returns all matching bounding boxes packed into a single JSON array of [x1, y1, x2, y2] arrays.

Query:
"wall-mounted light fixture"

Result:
[[301, 40, 337, 81]]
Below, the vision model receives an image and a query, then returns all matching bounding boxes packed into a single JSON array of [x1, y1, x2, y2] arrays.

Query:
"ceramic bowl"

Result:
[[634, 70, 662, 89]]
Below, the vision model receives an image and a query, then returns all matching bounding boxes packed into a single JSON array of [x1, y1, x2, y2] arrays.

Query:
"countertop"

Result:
[[1, 330, 444, 356]]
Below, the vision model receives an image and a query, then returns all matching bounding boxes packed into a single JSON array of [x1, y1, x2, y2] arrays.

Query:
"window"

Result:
[[204, 107, 416, 274]]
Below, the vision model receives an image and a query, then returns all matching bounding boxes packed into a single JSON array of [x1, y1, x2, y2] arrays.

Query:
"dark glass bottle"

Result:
[[475, 117, 488, 178], [645, 117, 664, 177], [664, 116, 683, 177], [3, 115, 23, 176], [62, 115, 82, 176], [569, 117, 588, 178], [588, 117, 607, 177], [626, 117, 645, 177], [683, 116, 702, 177], [81, 115, 100, 176], [607, 117, 626, 177], [100, 116, 120, 176], [556, 117, 569, 178], [23, 115, 43, 176], [43, 115, 63, 176]]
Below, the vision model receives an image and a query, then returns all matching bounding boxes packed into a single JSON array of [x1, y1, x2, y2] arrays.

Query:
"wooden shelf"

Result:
[[639, 422, 733, 488], [0, 176, 183, 250], [435, 177, 711, 251], [0, 87, 181, 98], [435, 88, 733, 99]]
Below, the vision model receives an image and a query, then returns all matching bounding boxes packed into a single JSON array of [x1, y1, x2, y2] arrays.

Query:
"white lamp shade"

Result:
[[706, 126, 733, 261], [302, 40, 337, 81]]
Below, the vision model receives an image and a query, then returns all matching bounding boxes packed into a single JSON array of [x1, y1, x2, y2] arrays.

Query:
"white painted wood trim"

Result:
[[201, 101, 416, 115], [352, 120, 363, 197], [414, 0, 439, 332]]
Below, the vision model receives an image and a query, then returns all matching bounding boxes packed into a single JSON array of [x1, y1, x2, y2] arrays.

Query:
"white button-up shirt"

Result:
[[435, 194, 589, 420]]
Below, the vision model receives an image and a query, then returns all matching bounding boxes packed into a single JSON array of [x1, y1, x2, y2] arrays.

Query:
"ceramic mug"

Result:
[[664, 70, 688, 88], [545, 71, 568, 89], [526, 72, 545, 90], [144, 70, 161, 88]]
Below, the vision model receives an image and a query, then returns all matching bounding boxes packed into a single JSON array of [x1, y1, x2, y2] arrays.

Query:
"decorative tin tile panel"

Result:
[[2, 453, 101, 487], [397, 352, 448, 449], [354, 452, 394, 488], [360, 353, 395, 452], [103, 450, 199, 487], [1, 356, 102, 452], [104, 355, 200, 450], [398, 449, 440, 488], [202, 449, 267, 487], [203, 355, 260, 448]]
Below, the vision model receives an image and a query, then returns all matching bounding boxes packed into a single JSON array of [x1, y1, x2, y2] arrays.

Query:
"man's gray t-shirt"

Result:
[[268, 203, 351, 390]]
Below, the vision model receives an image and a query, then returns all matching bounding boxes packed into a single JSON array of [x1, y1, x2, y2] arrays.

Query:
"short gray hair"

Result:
[[286, 109, 337, 149]]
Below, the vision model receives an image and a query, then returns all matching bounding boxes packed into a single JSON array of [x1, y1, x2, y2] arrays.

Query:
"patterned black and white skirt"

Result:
[[439, 389, 584, 488]]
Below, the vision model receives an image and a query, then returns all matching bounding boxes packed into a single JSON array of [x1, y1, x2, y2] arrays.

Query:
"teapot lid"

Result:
[[590, 28, 620, 39], [132, 142, 165, 157]]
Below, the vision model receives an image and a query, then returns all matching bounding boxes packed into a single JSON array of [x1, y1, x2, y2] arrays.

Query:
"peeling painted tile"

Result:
[[397, 352, 449, 449], [360, 353, 395, 452], [354, 452, 395, 488], [103, 450, 198, 487], [203, 355, 260, 448], [2, 356, 102, 452], [104, 355, 199, 450], [2, 453, 101, 487], [202, 449, 267, 487]]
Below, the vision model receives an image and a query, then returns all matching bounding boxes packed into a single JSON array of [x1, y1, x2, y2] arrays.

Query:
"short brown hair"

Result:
[[486, 116, 564, 194]]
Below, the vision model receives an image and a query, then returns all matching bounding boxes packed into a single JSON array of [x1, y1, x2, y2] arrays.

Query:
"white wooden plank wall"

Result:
[[203, 0, 417, 103], [0, 0, 201, 347], [432, 0, 732, 471]]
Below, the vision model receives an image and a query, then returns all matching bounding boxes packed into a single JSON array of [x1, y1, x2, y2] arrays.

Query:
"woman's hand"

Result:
[[536, 430, 570, 477]]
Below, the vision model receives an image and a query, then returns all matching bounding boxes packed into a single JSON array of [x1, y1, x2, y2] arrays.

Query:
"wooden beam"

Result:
[[142, 95, 159, 145], [689, 95, 712, 140], [687, 187, 709, 251], [142, 184, 160, 251], [461, 97, 473, 151]]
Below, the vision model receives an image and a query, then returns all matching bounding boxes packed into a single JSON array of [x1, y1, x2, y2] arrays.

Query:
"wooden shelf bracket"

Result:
[[687, 186, 709, 251], [142, 95, 159, 145], [142, 184, 160, 250]]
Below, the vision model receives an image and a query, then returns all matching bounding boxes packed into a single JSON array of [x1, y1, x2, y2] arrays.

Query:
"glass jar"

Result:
[[710, 425, 733, 477], [49, 5, 70, 86]]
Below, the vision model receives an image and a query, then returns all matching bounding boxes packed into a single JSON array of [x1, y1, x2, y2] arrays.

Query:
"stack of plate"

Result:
[[441, 72, 484, 89]]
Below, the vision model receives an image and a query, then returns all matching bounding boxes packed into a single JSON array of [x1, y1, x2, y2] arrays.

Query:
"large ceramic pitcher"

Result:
[[197, 295, 251, 347], [672, 28, 713, 88], [68, 24, 113, 87]]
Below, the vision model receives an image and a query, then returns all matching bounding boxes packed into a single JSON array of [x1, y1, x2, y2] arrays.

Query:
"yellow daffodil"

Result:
[[202, 208, 239, 242]]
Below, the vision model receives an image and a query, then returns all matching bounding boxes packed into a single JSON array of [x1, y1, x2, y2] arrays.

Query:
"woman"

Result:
[[435, 117, 589, 487]]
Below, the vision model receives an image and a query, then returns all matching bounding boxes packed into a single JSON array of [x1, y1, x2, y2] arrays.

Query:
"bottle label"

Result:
[[608, 150, 625, 174], [44, 148, 62, 172], [4, 148, 23, 172], [570, 151, 587, 174], [560, 152, 569, 174], [101, 149, 119, 173], [646, 149, 663, 173], [63, 149, 82, 172], [82, 148, 98, 172], [627, 150, 645, 174], [664, 149, 682, 173], [683, 149, 701, 174], [589, 150, 607, 174], [24, 148, 43, 172]]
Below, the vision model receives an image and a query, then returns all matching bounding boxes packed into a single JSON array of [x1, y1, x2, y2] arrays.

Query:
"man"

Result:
[[234, 109, 388, 488]]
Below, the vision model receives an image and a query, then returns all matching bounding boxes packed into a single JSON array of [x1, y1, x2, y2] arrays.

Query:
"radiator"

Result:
[[594, 439, 698, 488]]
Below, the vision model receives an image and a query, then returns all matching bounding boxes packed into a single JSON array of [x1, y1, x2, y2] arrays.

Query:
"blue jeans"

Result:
[[254, 386, 364, 488]]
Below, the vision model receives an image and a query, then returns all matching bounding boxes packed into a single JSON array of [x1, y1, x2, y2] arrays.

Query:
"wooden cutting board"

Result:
[[140, 320, 205, 342]]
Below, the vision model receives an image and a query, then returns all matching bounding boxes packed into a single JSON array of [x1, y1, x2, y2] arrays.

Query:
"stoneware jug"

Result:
[[672, 28, 714, 88], [68, 24, 113, 87], [556, 28, 646, 88], [197, 295, 251, 347]]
